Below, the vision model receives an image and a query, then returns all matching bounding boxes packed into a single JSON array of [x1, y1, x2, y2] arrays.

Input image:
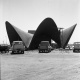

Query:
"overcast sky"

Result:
[[0, 0, 80, 44]]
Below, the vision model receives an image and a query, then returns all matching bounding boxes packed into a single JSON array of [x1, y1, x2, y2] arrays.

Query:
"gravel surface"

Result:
[[1, 50, 80, 80]]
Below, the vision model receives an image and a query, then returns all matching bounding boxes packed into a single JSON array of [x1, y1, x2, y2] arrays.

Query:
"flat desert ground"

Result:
[[1, 50, 80, 80]]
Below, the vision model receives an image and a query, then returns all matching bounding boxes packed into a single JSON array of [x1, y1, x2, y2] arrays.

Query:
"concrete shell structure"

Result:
[[5, 18, 77, 50], [61, 24, 77, 48], [29, 18, 61, 50], [6, 21, 33, 48]]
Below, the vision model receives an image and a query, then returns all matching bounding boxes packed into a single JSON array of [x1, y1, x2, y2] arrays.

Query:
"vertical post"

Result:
[[3, 41, 4, 44], [6, 36, 7, 44], [58, 28, 64, 48], [61, 28, 64, 48]]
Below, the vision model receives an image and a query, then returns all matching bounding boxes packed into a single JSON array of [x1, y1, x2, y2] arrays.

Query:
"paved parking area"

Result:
[[1, 50, 80, 80]]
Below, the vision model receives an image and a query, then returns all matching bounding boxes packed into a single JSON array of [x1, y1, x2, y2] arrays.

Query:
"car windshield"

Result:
[[40, 41, 49, 46], [13, 41, 23, 45]]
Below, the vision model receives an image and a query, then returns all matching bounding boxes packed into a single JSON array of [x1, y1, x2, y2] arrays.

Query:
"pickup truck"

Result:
[[11, 41, 25, 54], [73, 42, 80, 52], [38, 41, 51, 53]]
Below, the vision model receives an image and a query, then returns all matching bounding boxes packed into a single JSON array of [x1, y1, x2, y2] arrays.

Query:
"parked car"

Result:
[[73, 42, 80, 52], [38, 41, 51, 53], [11, 41, 25, 54]]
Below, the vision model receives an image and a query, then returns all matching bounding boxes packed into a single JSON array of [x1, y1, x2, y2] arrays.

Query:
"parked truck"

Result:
[[73, 42, 80, 52], [11, 41, 25, 54], [0, 45, 9, 53], [38, 41, 51, 53]]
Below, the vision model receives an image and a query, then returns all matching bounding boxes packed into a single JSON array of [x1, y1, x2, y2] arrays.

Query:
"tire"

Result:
[[47, 50, 48, 53], [39, 50, 40, 53], [12, 51, 14, 54], [73, 49, 75, 52], [39, 50, 42, 53], [22, 51, 24, 54], [39, 50, 41, 53]]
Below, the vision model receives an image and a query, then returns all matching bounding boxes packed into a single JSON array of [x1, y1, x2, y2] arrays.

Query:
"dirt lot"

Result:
[[1, 50, 80, 80]]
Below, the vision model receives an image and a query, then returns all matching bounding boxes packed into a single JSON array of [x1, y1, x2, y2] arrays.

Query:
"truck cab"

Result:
[[11, 41, 25, 54], [73, 42, 80, 52], [38, 41, 51, 53]]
